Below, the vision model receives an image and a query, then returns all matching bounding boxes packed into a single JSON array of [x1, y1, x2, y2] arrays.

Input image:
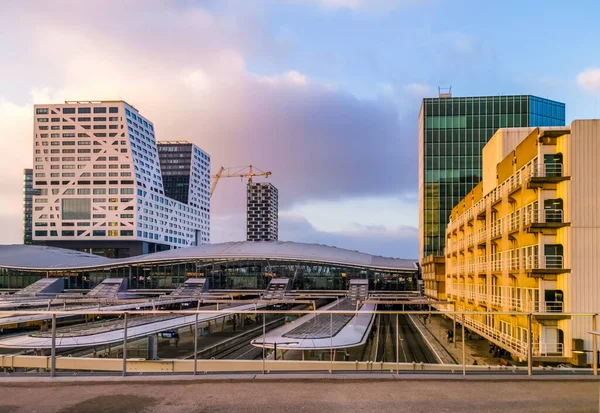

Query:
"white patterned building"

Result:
[[31, 101, 210, 257]]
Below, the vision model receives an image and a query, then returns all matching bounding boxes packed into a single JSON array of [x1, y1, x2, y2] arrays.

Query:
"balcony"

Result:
[[525, 254, 570, 277], [544, 301, 564, 313], [476, 258, 487, 273], [490, 222, 502, 240], [533, 343, 564, 357], [526, 163, 570, 189], [491, 259, 502, 272], [508, 211, 520, 233], [524, 208, 570, 233]]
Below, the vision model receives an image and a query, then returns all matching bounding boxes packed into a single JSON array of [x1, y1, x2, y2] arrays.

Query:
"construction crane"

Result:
[[210, 165, 272, 198]]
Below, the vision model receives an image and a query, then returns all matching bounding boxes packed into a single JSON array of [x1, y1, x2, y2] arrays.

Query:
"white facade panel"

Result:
[[32, 101, 210, 250]]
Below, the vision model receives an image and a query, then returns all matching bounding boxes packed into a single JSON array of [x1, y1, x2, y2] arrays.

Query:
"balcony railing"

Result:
[[544, 301, 564, 313], [508, 211, 520, 232], [533, 343, 564, 356], [524, 207, 564, 225], [491, 222, 502, 238], [544, 255, 564, 269], [532, 163, 563, 178], [509, 256, 520, 271]]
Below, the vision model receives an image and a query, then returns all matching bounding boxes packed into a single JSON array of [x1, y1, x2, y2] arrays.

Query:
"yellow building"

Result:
[[444, 120, 600, 365], [422, 254, 446, 300]]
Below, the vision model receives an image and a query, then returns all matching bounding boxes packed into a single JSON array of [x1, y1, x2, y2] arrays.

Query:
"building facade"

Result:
[[418, 94, 565, 261], [22, 168, 39, 245], [157, 141, 211, 244], [421, 254, 445, 300], [444, 121, 600, 365], [31, 101, 210, 257], [247, 182, 278, 241]]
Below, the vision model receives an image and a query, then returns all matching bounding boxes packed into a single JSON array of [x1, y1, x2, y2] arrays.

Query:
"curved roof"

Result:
[[0, 241, 417, 272]]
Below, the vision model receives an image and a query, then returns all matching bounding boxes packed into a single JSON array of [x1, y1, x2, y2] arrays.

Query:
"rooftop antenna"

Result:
[[438, 86, 452, 98]]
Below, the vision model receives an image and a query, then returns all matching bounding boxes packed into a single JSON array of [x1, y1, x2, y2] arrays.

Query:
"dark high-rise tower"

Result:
[[247, 182, 278, 241], [22, 168, 39, 244], [418, 93, 565, 261]]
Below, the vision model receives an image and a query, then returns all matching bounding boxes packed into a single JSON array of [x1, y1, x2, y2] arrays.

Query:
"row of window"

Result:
[[36, 106, 119, 115], [34, 230, 133, 237]]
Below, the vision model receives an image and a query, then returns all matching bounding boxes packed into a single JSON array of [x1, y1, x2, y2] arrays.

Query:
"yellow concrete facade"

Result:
[[443, 120, 600, 365], [422, 254, 446, 300]]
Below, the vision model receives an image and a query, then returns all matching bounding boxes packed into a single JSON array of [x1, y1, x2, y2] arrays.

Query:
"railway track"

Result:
[[397, 314, 436, 363]]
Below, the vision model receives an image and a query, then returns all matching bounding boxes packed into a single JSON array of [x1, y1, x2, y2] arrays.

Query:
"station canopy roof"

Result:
[[0, 241, 418, 272]]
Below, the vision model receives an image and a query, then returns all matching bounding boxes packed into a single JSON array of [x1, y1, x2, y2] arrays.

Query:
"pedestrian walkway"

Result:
[[413, 314, 503, 366]]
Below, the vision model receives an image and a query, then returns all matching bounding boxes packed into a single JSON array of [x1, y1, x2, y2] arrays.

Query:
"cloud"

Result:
[[212, 213, 417, 258], [0, 1, 421, 252], [577, 68, 600, 93], [292, 0, 427, 12]]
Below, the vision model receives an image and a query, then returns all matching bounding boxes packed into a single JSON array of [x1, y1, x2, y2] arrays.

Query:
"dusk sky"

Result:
[[1, 0, 600, 258]]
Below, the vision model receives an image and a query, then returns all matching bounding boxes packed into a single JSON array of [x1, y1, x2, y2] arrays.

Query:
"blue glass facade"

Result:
[[529, 96, 566, 127], [420, 95, 566, 259]]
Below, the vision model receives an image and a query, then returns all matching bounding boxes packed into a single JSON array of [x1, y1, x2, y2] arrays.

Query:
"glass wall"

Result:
[[421, 95, 566, 257], [0, 259, 418, 291]]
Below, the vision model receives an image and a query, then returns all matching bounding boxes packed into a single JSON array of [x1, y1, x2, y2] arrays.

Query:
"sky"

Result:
[[1, 0, 600, 259]]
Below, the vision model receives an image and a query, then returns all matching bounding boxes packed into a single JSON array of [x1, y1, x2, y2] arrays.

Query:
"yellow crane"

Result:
[[210, 165, 272, 198]]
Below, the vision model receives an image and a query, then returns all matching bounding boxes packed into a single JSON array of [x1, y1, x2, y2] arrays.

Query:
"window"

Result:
[[37, 118, 49, 122], [78, 117, 91, 122], [109, 107, 119, 113], [35, 230, 48, 236], [61, 230, 75, 236], [108, 230, 118, 236], [120, 188, 134, 194], [92, 198, 106, 203], [62, 133, 75, 137], [93, 107, 107, 114], [109, 125, 119, 129], [51, 126, 60, 130], [78, 107, 91, 114], [77, 188, 90, 195], [36, 108, 49, 114], [51, 118, 60, 122], [63, 108, 76, 114], [120, 230, 133, 236], [93, 188, 106, 195], [93, 117, 106, 121], [120, 214, 134, 218], [109, 117, 119, 121], [39, 126, 49, 130], [93, 230, 106, 236], [109, 188, 118, 194], [93, 125, 106, 129], [62, 125, 75, 130], [62, 198, 91, 220]]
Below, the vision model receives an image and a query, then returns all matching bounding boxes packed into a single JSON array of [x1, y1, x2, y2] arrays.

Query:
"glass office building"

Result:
[[418, 94, 565, 260]]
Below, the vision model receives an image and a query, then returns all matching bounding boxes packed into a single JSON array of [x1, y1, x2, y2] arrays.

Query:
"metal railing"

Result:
[[531, 163, 564, 178], [544, 301, 564, 313], [533, 342, 564, 356], [0, 307, 595, 378]]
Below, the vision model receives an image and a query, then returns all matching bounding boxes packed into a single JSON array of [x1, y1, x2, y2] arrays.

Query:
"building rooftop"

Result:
[[0, 242, 417, 272]]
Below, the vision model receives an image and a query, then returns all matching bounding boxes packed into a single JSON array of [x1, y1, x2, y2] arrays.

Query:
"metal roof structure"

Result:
[[0, 242, 417, 272], [251, 299, 376, 350]]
